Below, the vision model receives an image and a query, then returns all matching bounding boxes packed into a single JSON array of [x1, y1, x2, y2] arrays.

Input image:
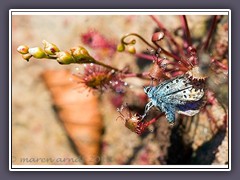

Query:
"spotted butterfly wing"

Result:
[[144, 68, 206, 123]]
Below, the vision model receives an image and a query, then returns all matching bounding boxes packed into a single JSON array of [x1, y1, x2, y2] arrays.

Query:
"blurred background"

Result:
[[11, 14, 228, 165]]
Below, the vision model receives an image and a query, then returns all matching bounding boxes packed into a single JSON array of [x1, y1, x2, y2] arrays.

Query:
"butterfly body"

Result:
[[144, 67, 206, 123]]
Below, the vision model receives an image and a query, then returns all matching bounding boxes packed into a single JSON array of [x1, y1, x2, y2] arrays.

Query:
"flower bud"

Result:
[[127, 45, 136, 54], [70, 46, 90, 58], [117, 43, 125, 52], [56, 51, 74, 64], [28, 47, 46, 58], [42, 40, 60, 55], [70, 46, 95, 63], [152, 31, 165, 42], [22, 53, 32, 61], [17, 45, 29, 54]]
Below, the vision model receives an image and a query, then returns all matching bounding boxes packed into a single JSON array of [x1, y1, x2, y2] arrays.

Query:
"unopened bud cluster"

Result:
[[117, 39, 136, 54], [17, 40, 95, 65]]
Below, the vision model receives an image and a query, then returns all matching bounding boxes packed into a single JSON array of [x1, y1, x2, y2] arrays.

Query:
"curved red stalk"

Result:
[[180, 15, 192, 46], [211, 58, 228, 70], [142, 113, 163, 129], [135, 53, 155, 61], [203, 15, 218, 51], [153, 41, 190, 67], [150, 15, 185, 57]]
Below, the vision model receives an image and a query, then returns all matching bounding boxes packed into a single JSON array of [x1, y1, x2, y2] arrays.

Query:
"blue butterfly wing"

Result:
[[156, 102, 176, 123], [157, 76, 192, 104], [146, 74, 205, 122], [157, 76, 189, 93]]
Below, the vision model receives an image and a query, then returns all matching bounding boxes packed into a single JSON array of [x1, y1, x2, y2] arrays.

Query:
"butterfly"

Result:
[[143, 67, 206, 124]]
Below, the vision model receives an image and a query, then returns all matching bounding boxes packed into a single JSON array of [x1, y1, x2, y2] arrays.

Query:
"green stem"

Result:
[[121, 33, 158, 50], [94, 60, 120, 72], [73, 55, 121, 72]]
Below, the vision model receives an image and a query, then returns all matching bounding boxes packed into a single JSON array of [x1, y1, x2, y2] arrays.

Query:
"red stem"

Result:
[[135, 53, 155, 61], [206, 91, 217, 105], [150, 15, 185, 56], [168, 70, 185, 77], [203, 15, 218, 51], [123, 72, 150, 79], [180, 15, 192, 46], [211, 58, 228, 70], [143, 113, 163, 128], [153, 41, 190, 67]]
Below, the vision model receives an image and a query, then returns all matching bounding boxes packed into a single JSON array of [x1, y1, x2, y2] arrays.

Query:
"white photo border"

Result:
[[9, 9, 231, 171]]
